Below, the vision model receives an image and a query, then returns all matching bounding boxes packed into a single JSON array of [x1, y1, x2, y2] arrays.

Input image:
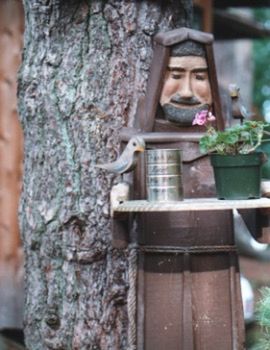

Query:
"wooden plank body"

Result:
[[137, 211, 245, 350]]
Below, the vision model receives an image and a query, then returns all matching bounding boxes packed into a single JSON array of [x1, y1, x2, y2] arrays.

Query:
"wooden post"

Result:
[[194, 0, 213, 33], [0, 0, 24, 329]]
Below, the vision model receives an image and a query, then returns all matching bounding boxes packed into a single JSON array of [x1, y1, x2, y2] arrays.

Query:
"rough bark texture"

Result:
[[18, 1, 192, 349]]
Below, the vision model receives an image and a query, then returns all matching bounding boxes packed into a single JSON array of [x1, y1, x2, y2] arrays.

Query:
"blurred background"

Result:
[[2, 0, 270, 348], [0, 0, 24, 349]]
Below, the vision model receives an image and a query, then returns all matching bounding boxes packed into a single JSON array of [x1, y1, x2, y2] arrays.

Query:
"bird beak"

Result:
[[136, 145, 145, 152]]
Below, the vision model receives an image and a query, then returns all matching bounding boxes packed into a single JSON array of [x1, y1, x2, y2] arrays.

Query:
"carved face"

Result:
[[160, 56, 212, 125]]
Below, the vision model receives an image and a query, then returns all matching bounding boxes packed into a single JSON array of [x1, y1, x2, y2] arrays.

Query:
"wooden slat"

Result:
[[120, 129, 203, 142], [0, 334, 25, 350], [205, 43, 225, 130], [138, 43, 170, 132], [194, 0, 213, 33], [113, 197, 270, 213], [214, 10, 270, 40], [213, 0, 270, 8]]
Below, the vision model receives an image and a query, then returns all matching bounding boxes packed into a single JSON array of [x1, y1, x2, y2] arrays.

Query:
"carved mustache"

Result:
[[170, 94, 201, 106]]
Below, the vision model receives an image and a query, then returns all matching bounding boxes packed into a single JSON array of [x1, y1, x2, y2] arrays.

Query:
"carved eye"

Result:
[[171, 73, 182, 80], [133, 142, 137, 147], [195, 73, 207, 81]]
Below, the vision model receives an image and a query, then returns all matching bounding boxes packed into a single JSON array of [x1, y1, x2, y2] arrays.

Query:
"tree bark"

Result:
[[18, 1, 192, 349]]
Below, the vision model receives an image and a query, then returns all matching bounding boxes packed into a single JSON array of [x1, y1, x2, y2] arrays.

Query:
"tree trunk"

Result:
[[18, 1, 192, 349]]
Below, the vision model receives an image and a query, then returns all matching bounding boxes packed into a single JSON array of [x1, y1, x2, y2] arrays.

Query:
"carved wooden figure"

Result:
[[116, 27, 247, 350]]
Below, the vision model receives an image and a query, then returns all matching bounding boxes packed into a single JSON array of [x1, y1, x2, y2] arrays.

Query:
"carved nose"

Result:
[[178, 79, 193, 98]]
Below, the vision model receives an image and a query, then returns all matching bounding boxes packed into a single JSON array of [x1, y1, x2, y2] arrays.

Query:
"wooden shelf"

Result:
[[113, 197, 270, 213]]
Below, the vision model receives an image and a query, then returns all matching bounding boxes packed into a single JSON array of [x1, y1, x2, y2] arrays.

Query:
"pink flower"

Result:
[[192, 110, 216, 126], [192, 110, 208, 126], [207, 112, 216, 122]]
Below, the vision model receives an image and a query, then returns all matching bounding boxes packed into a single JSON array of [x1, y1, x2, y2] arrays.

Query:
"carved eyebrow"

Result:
[[192, 67, 208, 73], [167, 67, 185, 72], [167, 67, 208, 72]]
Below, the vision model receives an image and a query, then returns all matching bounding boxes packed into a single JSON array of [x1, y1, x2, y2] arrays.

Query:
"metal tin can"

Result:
[[146, 149, 183, 202], [147, 163, 180, 176], [147, 174, 182, 187]]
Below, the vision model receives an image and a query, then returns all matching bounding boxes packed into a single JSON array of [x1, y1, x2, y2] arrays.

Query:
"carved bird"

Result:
[[229, 84, 252, 124], [96, 136, 145, 174]]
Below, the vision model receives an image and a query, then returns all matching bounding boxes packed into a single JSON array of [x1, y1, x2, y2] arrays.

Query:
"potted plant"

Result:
[[193, 110, 270, 200], [258, 123, 270, 180]]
